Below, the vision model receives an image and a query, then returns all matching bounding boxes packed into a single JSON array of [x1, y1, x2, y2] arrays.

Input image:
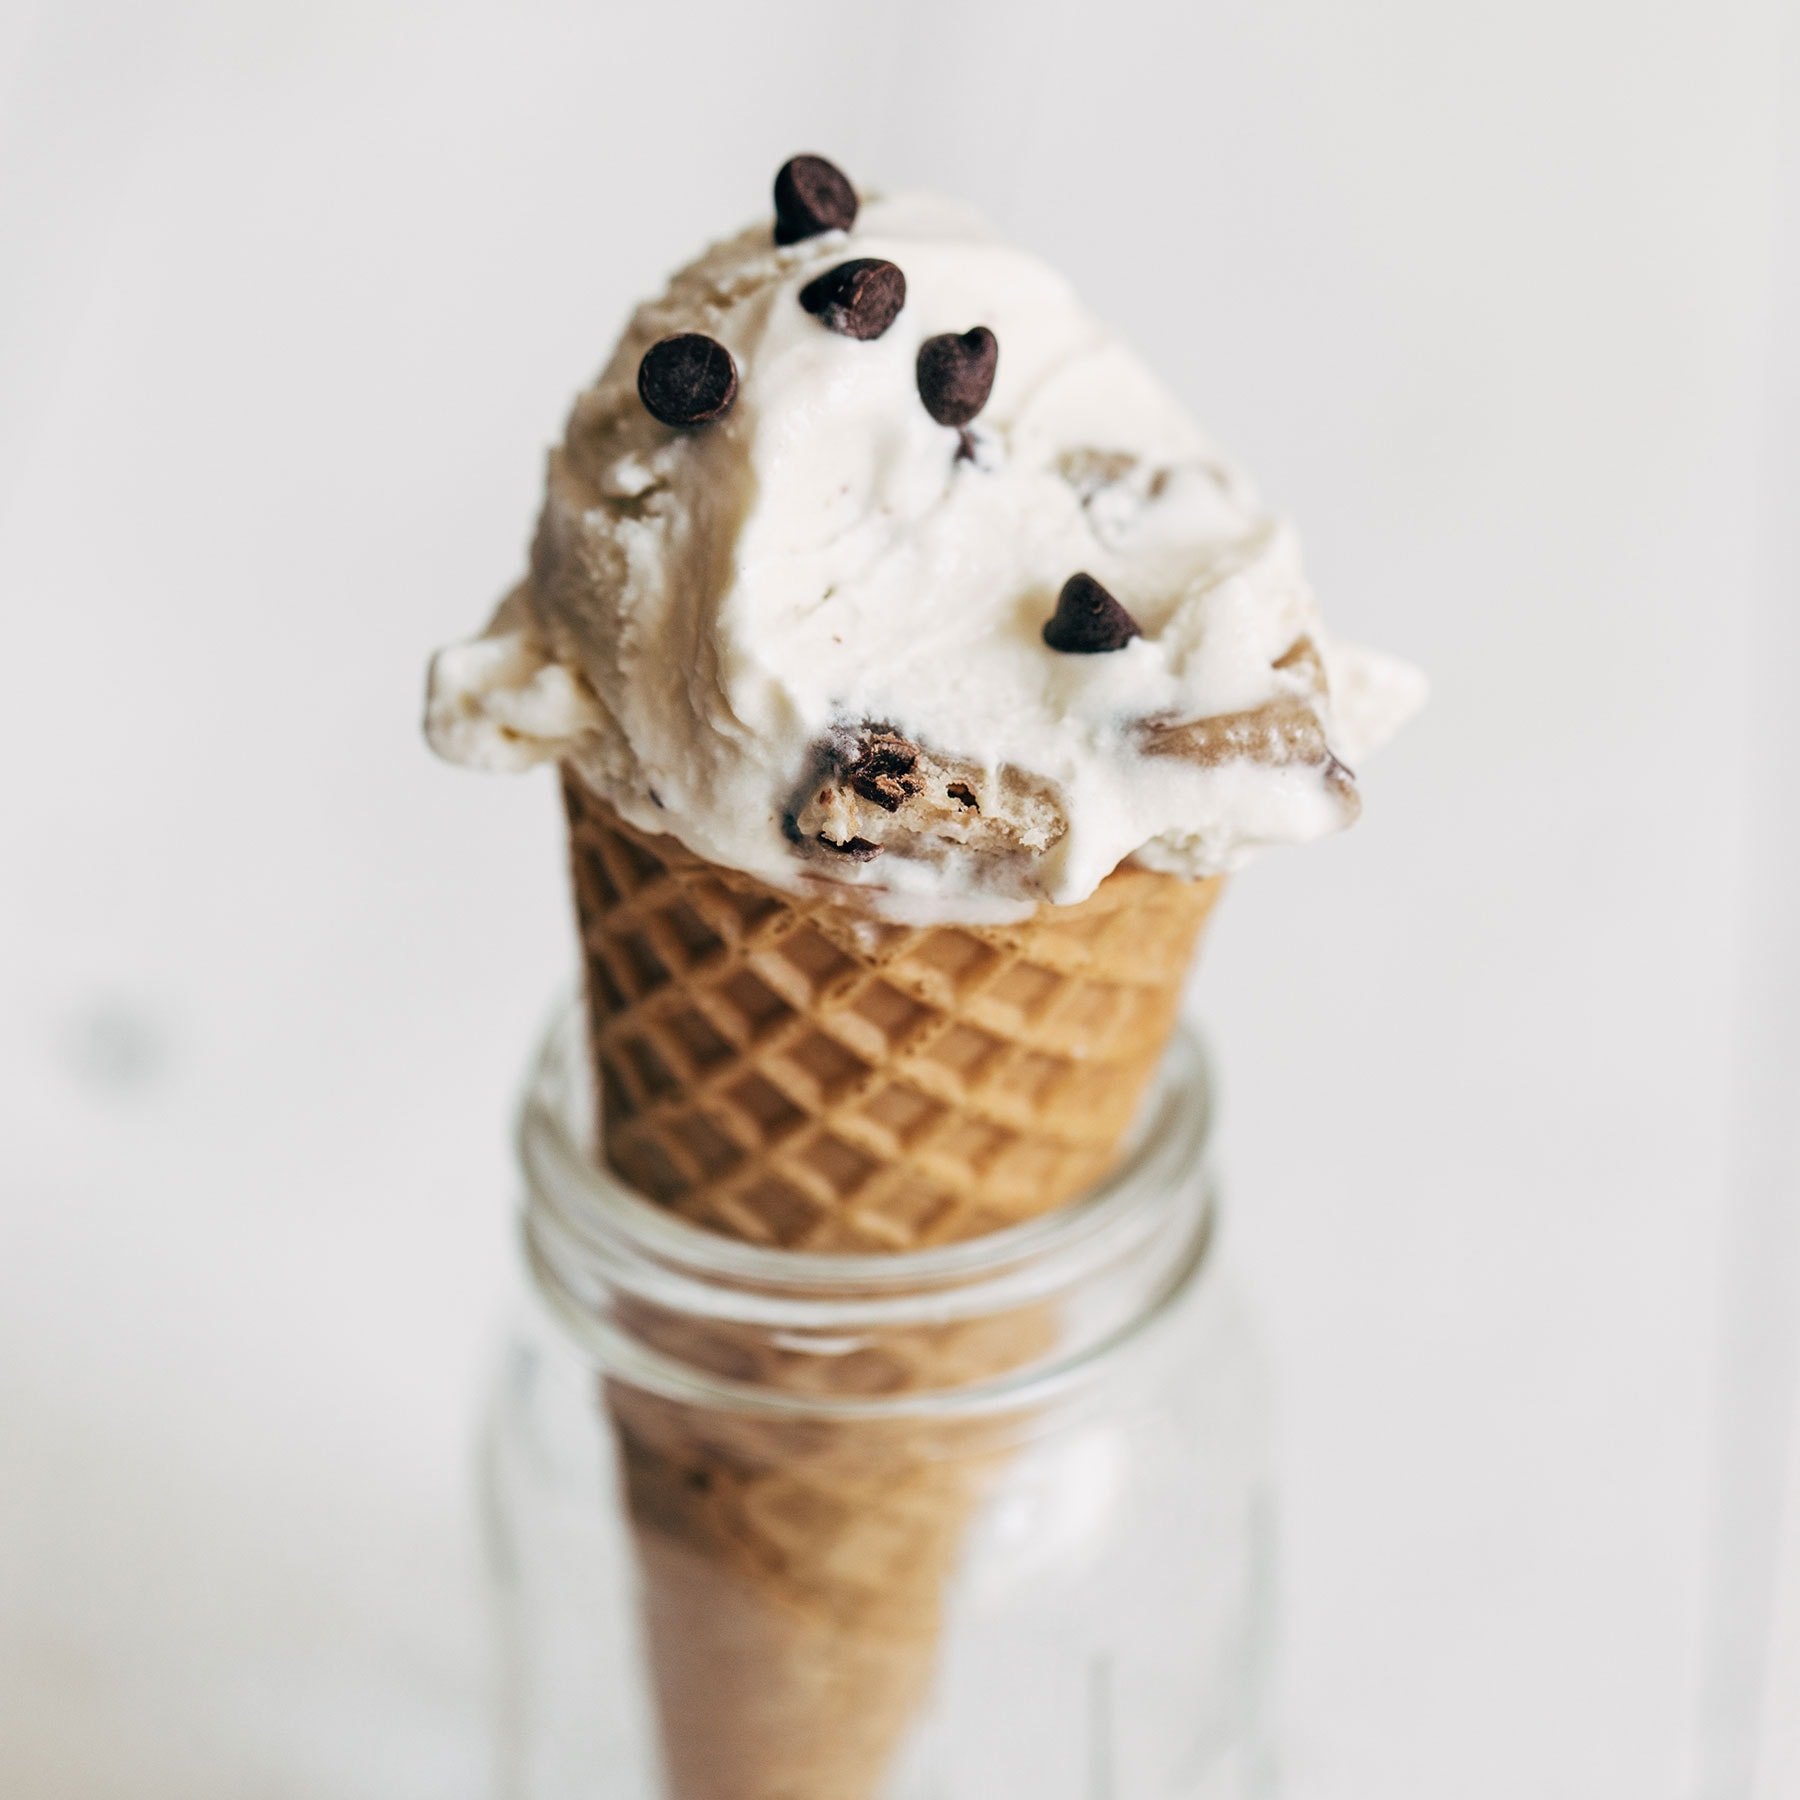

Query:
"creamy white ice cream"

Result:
[[426, 181, 1423, 923]]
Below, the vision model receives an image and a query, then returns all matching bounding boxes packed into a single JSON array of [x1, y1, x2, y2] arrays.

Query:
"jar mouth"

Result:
[[517, 1000, 1217, 1415]]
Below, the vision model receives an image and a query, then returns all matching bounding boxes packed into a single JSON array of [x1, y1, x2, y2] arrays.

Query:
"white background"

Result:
[[2, 3, 1795, 1797]]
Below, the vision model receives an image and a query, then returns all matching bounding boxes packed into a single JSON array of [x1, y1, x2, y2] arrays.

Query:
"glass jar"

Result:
[[485, 1005, 1275, 1800]]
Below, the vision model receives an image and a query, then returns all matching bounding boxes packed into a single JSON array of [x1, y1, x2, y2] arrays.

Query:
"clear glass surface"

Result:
[[485, 1007, 1276, 1800]]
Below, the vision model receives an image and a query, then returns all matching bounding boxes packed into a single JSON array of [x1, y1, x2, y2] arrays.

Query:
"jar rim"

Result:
[[516, 1000, 1218, 1417]]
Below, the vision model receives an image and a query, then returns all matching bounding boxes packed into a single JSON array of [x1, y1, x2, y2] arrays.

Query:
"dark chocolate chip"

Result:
[[774, 154, 858, 245], [916, 327, 998, 427], [1043, 572, 1142, 654], [946, 781, 979, 811], [847, 728, 923, 812], [638, 333, 737, 427], [799, 258, 906, 340], [819, 834, 884, 861]]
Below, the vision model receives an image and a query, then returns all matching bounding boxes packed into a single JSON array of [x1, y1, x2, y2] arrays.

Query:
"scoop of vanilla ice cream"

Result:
[[426, 189, 1422, 922]]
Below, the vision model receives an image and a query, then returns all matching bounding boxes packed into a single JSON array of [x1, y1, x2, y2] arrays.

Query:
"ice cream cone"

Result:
[[564, 769, 1222, 1798], [562, 774, 1221, 1253], [422, 135, 1420, 1800]]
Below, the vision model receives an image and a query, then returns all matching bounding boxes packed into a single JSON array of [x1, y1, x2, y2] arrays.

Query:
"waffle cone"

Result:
[[562, 770, 1223, 1798]]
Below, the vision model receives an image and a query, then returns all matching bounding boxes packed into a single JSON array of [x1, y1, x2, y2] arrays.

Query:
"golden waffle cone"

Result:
[[562, 770, 1222, 1798], [608, 1366, 1001, 1800]]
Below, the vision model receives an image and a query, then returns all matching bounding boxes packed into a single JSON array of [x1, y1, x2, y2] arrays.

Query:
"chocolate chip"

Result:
[[638, 333, 737, 427], [819, 834, 884, 861], [847, 728, 923, 812], [916, 327, 998, 427], [946, 781, 979, 811], [1043, 573, 1142, 654], [773, 154, 858, 245], [799, 259, 906, 340]]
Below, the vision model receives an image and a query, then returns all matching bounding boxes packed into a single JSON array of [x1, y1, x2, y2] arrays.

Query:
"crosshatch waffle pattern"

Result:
[[562, 772, 1223, 1253], [609, 1376, 1003, 1800], [560, 769, 1224, 1800]]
